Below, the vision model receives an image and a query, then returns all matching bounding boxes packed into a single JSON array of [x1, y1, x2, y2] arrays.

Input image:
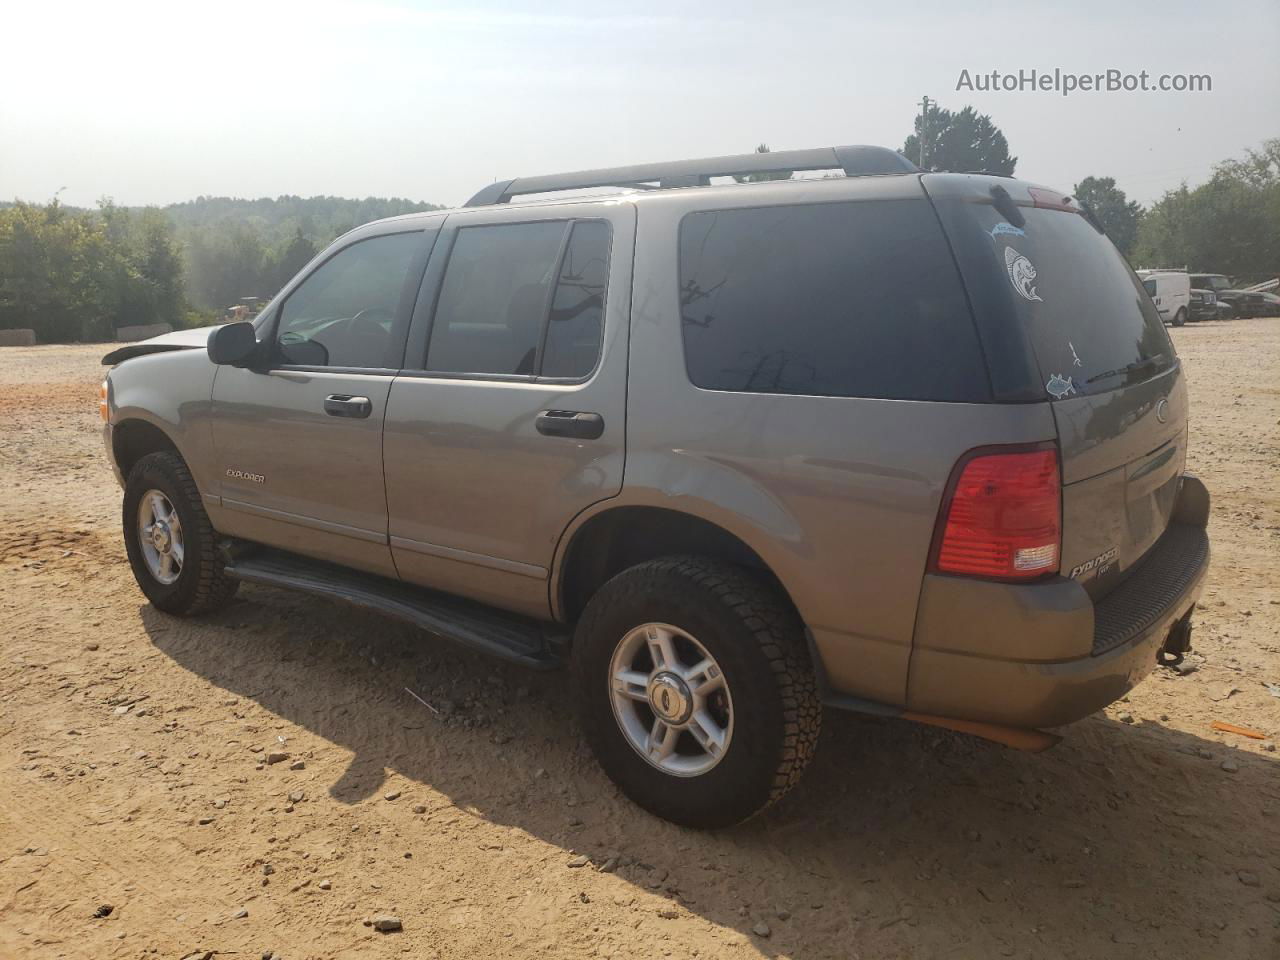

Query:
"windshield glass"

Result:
[[933, 200, 1175, 399]]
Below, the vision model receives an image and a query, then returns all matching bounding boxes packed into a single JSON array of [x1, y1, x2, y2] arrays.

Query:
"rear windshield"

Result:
[[677, 199, 990, 402], [932, 199, 1174, 399]]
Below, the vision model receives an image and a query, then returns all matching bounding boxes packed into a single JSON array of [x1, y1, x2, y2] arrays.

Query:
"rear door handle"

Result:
[[324, 394, 373, 419], [535, 409, 604, 440]]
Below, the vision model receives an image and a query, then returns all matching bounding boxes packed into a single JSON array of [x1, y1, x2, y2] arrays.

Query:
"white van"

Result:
[[1137, 270, 1191, 326]]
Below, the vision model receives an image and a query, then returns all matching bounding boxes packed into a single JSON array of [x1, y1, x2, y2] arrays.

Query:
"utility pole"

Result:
[[918, 96, 930, 169]]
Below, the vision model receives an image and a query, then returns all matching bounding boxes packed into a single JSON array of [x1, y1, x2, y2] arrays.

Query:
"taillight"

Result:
[[1028, 187, 1076, 211], [932, 447, 1061, 581]]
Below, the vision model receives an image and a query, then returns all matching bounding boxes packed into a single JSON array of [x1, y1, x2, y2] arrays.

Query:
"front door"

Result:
[[210, 226, 434, 576], [383, 201, 635, 617]]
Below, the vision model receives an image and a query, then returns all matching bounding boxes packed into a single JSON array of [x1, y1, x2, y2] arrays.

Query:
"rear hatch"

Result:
[[925, 175, 1184, 601]]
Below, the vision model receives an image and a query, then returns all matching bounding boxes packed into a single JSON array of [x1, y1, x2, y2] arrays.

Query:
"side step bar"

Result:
[[223, 548, 562, 670]]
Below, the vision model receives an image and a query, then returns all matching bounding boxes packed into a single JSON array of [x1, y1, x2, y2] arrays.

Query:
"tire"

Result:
[[572, 556, 821, 828], [1172, 308, 1187, 327], [123, 450, 238, 616]]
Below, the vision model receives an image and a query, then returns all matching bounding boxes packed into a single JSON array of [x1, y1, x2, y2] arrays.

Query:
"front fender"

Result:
[[107, 349, 220, 501]]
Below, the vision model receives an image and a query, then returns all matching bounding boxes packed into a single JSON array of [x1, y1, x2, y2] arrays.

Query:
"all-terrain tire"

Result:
[[122, 451, 239, 616], [573, 556, 821, 828]]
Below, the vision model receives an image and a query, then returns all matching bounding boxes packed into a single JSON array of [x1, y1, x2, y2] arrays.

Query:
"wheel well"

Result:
[[559, 507, 795, 622], [113, 419, 179, 479]]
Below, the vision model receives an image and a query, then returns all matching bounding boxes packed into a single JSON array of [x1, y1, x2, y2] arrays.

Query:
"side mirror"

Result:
[[207, 321, 258, 366]]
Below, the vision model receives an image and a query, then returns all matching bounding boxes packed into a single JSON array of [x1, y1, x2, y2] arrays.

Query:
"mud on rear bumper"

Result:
[[904, 478, 1210, 729]]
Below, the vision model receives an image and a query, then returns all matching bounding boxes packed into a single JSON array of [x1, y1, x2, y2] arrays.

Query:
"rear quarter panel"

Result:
[[619, 180, 1059, 706]]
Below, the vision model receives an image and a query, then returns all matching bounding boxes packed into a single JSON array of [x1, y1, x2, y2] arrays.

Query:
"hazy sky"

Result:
[[3, 0, 1277, 209]]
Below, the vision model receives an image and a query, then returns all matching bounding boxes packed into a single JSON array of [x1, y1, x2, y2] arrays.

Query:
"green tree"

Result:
[[902, 104, 1016, 175], [0, 199, 162, 343], [1072, 176, 1143, 256], [1132, 138, 1280, 281], [276, 227, 318, 288]]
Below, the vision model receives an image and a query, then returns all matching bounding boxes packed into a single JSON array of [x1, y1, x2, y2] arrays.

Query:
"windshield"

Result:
[[1193, 275, 1230, 291], [932, 199, 1175, 399]]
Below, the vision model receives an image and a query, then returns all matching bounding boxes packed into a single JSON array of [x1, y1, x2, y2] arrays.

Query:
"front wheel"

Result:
[[123, 451, 238, 616], [1172, 307, 1187, 327], [573, 556, 821, 828]]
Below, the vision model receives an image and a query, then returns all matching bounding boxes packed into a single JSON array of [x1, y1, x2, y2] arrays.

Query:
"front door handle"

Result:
[[324, 394, 373, 419], [536, 409, 604, 440]]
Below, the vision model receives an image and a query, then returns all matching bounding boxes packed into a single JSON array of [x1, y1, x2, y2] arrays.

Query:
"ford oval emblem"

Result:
[[1156, 398, 1169, 423]]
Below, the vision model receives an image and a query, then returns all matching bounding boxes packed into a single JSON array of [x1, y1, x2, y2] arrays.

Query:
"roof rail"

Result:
[[464, 145, 918, 207]]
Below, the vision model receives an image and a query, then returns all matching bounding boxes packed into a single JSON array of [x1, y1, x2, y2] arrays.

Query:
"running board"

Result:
[[223, 549, 562, 670]]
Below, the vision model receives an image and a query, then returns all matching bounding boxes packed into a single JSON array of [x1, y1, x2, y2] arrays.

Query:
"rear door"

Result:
[[382, 201, 635, 618], [210, 226, 435, 576], [927, 180, 1183, 599]]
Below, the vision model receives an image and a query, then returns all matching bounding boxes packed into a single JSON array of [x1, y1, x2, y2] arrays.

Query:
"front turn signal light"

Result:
[[99, 380, 109, 422]]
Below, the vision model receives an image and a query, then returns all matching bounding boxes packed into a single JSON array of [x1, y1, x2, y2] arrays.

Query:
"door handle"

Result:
[[324, 394, 373, 419], [535, 409, 604, 440]]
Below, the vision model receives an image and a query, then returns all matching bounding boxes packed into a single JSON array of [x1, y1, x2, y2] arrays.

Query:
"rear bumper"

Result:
[[903, 478, 1210, 729]]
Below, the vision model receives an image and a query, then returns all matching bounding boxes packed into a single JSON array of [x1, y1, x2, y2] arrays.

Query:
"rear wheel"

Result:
[[573, 556, 820, 828], [123, 451, 238, 616], [1172, 307, 1187, 327]]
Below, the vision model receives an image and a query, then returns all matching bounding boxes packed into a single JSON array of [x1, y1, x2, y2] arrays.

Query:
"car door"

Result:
[[209, 224, 438, 576], [383, 201, 635, 618]]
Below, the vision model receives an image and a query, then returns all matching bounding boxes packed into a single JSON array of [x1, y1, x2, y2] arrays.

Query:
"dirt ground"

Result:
[[1, 319, 1277, 960]]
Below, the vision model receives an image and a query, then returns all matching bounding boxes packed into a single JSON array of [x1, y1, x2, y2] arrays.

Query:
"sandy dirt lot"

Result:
[[1, 319, 1277, 960]]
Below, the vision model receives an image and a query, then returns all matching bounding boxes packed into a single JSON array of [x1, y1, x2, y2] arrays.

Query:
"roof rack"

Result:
[[464, 145, 918, 207]]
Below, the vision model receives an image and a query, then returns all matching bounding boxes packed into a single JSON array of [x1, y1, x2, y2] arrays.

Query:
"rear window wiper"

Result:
[[1085, 354, 1165, 385]]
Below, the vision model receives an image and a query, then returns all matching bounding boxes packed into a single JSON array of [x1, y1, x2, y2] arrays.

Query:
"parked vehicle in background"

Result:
[[1190, 274, 1267, 318], [1214, 300, 1236, 321], [99, 146, 1212, 828], [1256, 291, 1280, 316], [1137, 270, 1190, 326], [1188, 286, 1218, 322]]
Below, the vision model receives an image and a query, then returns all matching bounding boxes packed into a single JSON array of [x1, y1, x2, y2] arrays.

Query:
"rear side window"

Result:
[[426, 219, 610, 378], [932, 200, 1173, 399], [678, 200, 989, 402], [542, 221, 611, 378]]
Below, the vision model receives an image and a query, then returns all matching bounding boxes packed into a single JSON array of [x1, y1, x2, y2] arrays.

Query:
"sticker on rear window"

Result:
[[1045, 373, 1075, 398], [1004, 247, 1043, 302], [989, 221, 1026, 240]]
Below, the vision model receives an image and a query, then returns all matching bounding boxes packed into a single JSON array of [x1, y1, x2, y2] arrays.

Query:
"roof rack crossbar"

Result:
[[464, 145, 918, 207]]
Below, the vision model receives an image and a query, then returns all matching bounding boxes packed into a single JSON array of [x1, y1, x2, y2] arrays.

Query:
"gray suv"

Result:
[[102, 146, 1210, 827]]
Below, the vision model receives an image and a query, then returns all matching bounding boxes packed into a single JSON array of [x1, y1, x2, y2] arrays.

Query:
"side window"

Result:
[[542, 221, 611, 378], [678, 200, 988, 402], [275, 232, 421, 368], [1143, 278, 1157, 296], [425, 219, 610, 378]]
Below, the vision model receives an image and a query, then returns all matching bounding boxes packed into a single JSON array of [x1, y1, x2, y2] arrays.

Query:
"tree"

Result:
[[1072, 176, 1143, 256], [276, 228, 318, 288], [0, 199, 186, 341], [1132, 138, 1280, 282], [733, 144, 792, 183], [902, 104, 1016, 175]]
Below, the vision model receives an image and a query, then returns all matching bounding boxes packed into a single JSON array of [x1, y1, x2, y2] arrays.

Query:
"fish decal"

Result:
[[1046, 374, 1075, 398], [989, 221, 1026, 240], [1004, 246, 1043, 302]]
